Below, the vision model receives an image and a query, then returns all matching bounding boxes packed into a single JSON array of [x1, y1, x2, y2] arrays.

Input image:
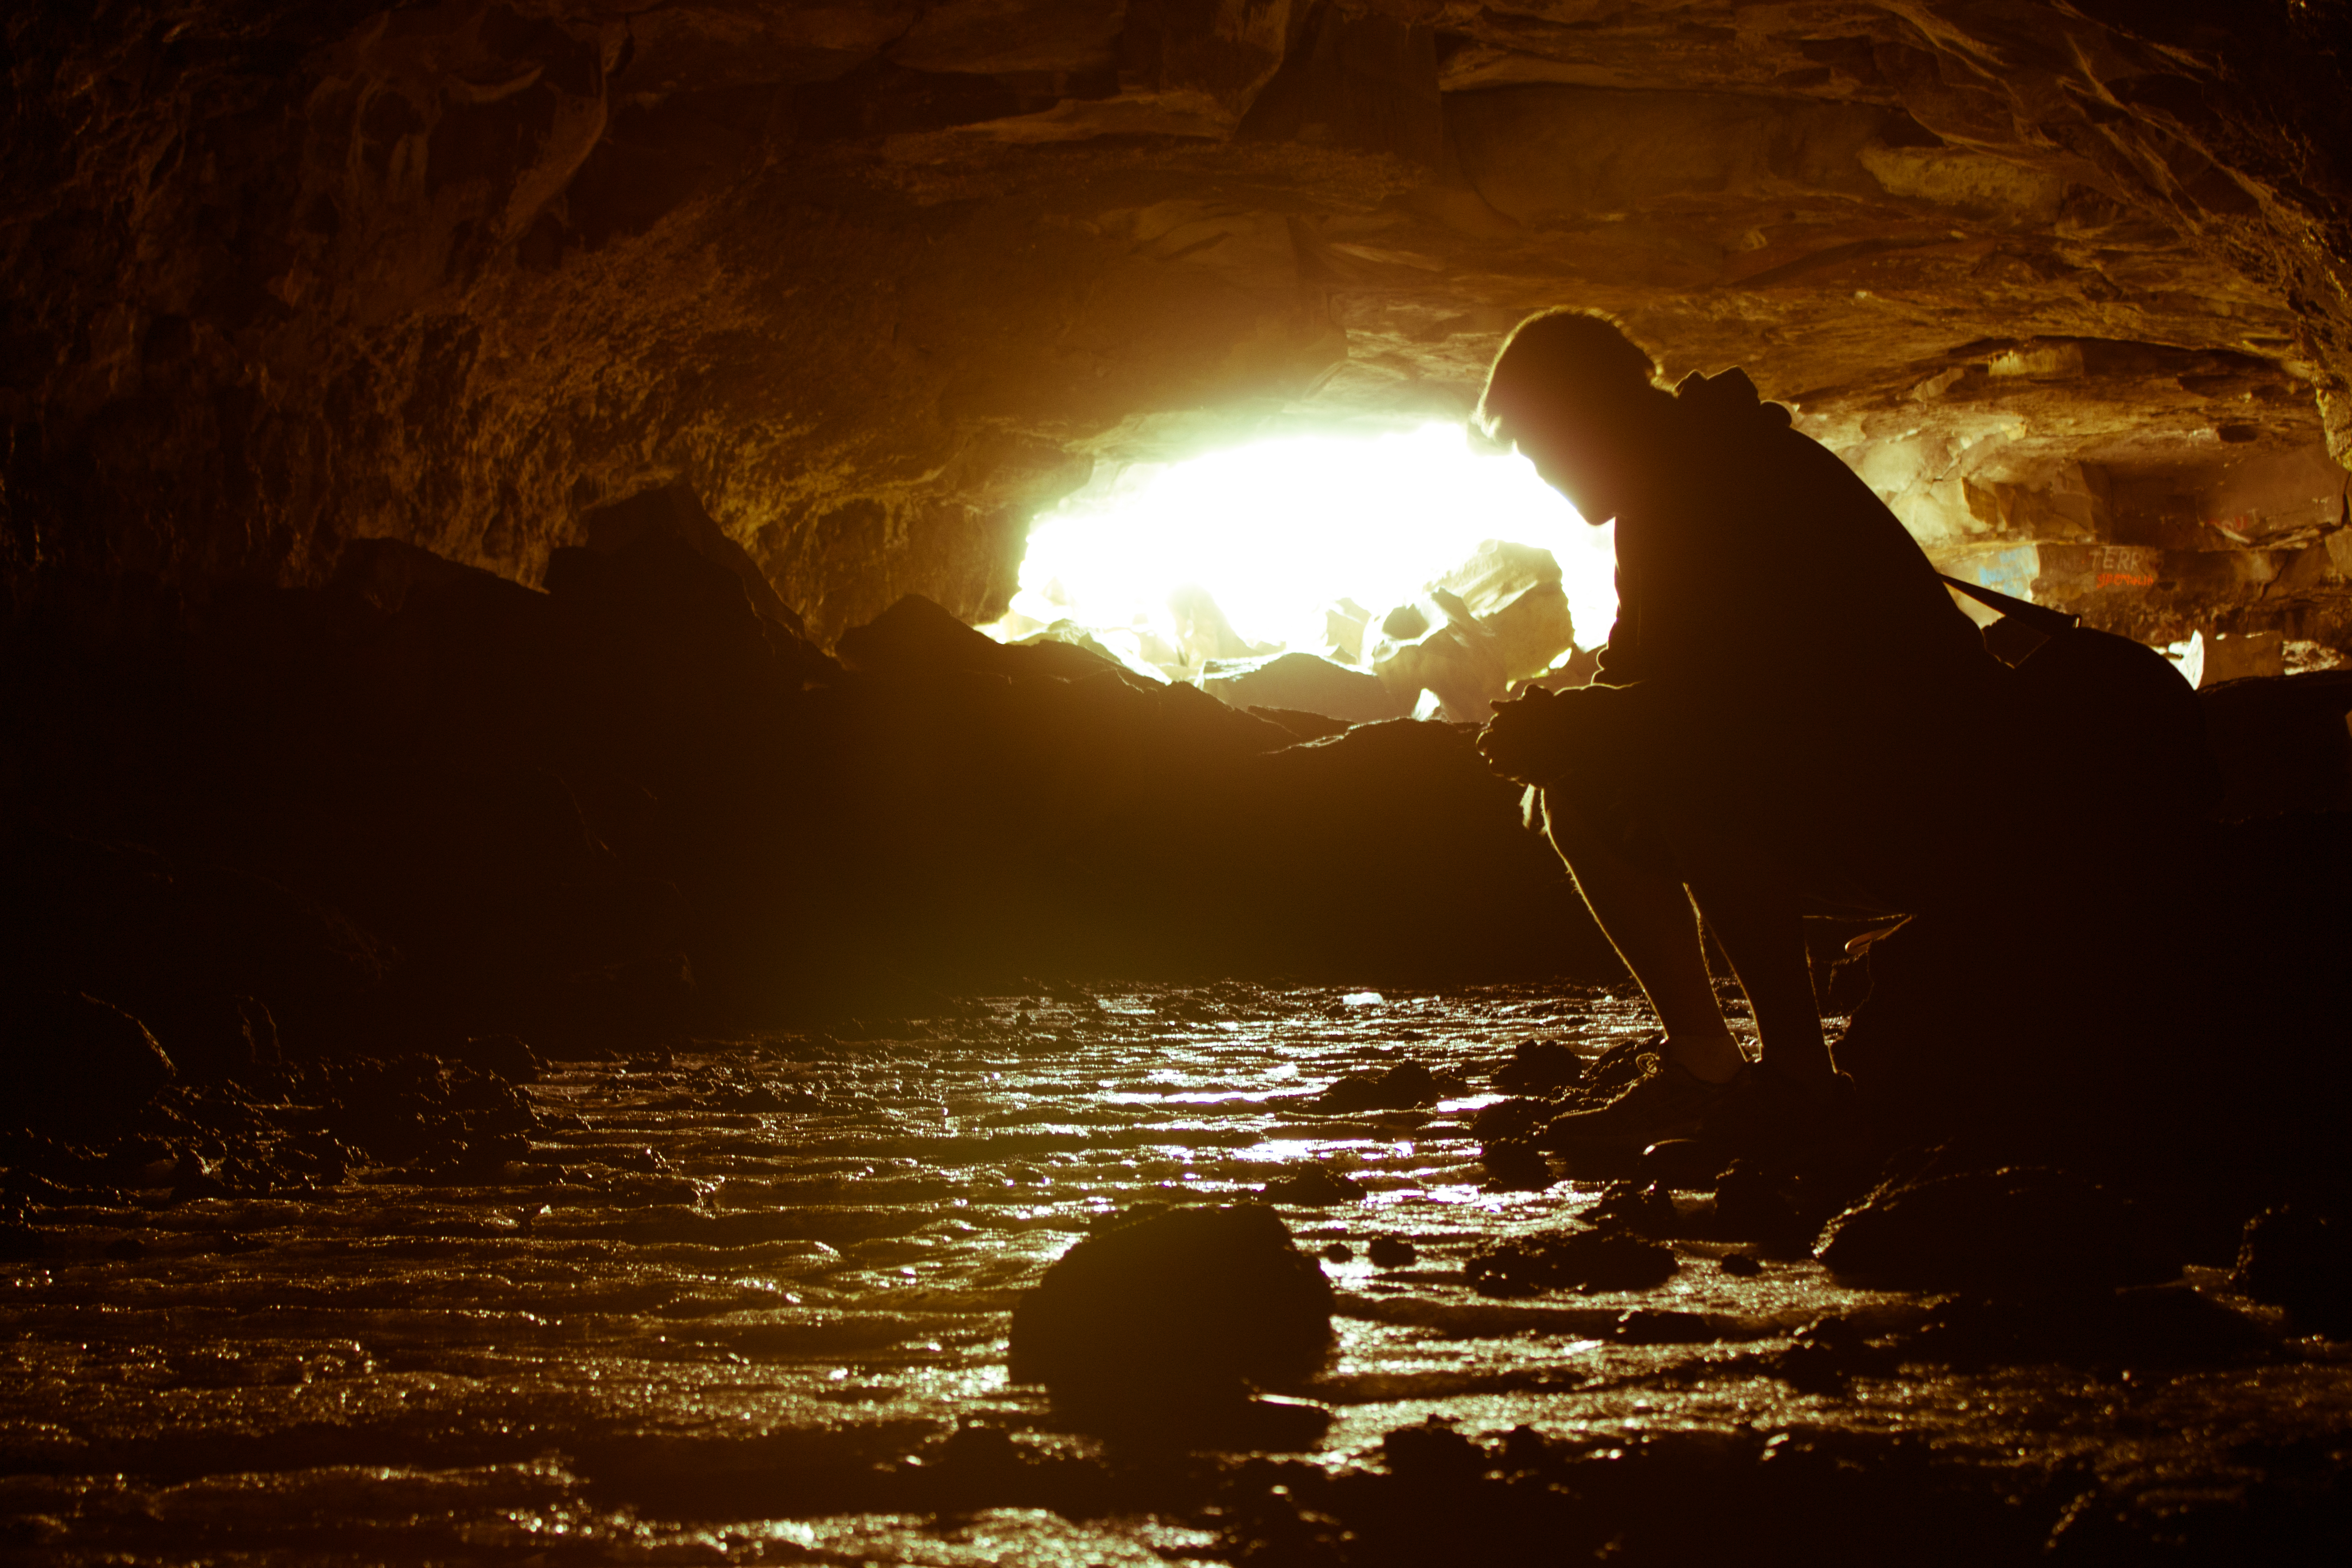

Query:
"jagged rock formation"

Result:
[[5, 2, 2352, 653]]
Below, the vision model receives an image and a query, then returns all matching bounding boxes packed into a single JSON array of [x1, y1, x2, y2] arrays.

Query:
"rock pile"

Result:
[[4, 518, 1624, 1129], [1464, 1226, 1678, 1297], [1311, 1061, 1451, 1113]]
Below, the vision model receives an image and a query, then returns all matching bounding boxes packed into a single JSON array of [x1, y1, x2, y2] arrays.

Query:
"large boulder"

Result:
[[1834, 810, 2352, 1170], [0, 990, 176, 1124], [1356, 542, 1585, 722], [580, 482, 804, 634], [545, 530, 829, 714], [1463, 1226, 1679, 1296], [1008, 1204, 1335, 1409], [836, 591, 1153, 690], [1815, 1166, 2181, 1290], [1432, 540, 1582, 682], [2199, 669, 2352, 819], [1362, 593, 1512, 722], [1312, 1061, 1444, 1112], [1201, 650, 1408, 723]]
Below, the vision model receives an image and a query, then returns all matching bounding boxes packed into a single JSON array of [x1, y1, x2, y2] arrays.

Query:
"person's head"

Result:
[[1476, 309, 1668, 523]]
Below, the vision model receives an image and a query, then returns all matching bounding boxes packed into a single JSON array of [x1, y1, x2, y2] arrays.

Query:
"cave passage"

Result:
[[13, 0, 2352, 1559], [988, 423, 1619, 681]]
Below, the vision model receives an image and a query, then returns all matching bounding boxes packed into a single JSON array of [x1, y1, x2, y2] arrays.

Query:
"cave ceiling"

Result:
[[7, 1, 2352, 647]]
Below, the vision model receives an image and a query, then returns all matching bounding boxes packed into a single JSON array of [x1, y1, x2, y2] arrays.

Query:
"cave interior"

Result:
[[7, 3, 2352, 1564]]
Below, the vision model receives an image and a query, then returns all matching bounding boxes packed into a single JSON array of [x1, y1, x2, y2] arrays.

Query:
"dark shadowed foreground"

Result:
[[6, 985, 2350, 1565]]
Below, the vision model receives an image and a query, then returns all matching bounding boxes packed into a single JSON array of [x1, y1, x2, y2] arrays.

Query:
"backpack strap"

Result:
[[1938, 573, 2080, 638]]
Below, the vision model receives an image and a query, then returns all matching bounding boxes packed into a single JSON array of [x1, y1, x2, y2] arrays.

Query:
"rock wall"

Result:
[[5, 2, 2352, 649]]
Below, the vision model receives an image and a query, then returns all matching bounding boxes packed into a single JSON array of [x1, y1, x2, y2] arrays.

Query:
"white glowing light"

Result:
[[998, 422, 1617, 666]]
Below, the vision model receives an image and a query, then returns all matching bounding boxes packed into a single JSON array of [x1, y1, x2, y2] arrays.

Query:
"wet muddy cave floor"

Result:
[[4, 985, 2350, 1565]]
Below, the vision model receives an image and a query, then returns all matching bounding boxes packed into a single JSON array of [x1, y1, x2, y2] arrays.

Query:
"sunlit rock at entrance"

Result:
[[988, 424, 1618, 686]]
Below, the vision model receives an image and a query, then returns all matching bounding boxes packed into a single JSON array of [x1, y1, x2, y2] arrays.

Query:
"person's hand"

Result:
[[1478, 687, 1571, 784]]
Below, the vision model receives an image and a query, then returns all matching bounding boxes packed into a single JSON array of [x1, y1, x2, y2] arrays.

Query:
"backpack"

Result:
[[1941, 575, 2220, 824]]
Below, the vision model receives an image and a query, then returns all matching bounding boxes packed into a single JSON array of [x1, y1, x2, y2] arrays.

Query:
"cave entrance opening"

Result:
[[984, 422, 1620, 716]]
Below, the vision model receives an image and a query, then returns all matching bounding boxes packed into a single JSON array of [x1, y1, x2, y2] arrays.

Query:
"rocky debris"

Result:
[[1261, 1165, 1366, 1206], [1366, 1236, 1417, 1269], [0, 1039, 547, 1211], [454, 1033, 544, 1086], [1430, 542, 1584, 686], [1212, 1409, 2352, 1568], [1492, 1038, 1583, 1095], [1815, 1166, 2181, 1291], [1363, 593, 1512, 723], [1586, 1179, 1682, 1238], [7, 980, 2349, 1563], [165, 995, 282, 1084], [1550, 1036, 1659, 1112], [2043, 1481, 2330, 1566], [691, 1071, 826, 1115], [1311, 1061, 1445, 1112], [1380, 1415, 1488, 1485], [1201, 651, 1406, 724], [319, 1055, 540, 1172], [909, 1423, 1088, 1515], [1167, 586, 1277, 669], [1471, 1096, 1555, 1144], [1898, 1284, 2271, 1371], [1711, 1162, 1822, 1256], [2232, 1206, 2352, 1338], [1007, 1203, 1335, 1410], [1352, 543, 1588, 723], [1770, 1314, 1882, 1393], [1464, 1227, 1679, 1297], [6, 536, 1619, 1066], [1703, 1166, 1863, 1260], [1, 828, 394, 1072], [1477, 1137, 1555, 1192]]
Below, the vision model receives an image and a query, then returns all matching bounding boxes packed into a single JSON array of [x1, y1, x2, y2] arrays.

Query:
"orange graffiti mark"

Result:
[[2096, 571, 2157, 588]]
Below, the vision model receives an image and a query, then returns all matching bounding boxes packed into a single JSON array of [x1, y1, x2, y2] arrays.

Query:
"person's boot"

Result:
[[1700, 1065, 1859, 1159], [1536, 1053, 1735, 1153]]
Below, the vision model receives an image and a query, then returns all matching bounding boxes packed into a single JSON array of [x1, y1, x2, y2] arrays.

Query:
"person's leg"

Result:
[[1540, 787, 1745, 1083], [1675, 855, 1835, 1086]]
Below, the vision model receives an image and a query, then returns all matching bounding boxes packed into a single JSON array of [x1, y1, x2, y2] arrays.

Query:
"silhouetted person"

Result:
[[1475, 309, 2019, 1149]]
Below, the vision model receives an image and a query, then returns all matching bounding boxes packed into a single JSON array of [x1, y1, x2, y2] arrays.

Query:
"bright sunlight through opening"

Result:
[[984, 423, 1618, 695]]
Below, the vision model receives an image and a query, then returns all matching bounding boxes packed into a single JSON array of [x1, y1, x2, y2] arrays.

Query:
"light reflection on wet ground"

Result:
[[4, 983, 2347, 1562]]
